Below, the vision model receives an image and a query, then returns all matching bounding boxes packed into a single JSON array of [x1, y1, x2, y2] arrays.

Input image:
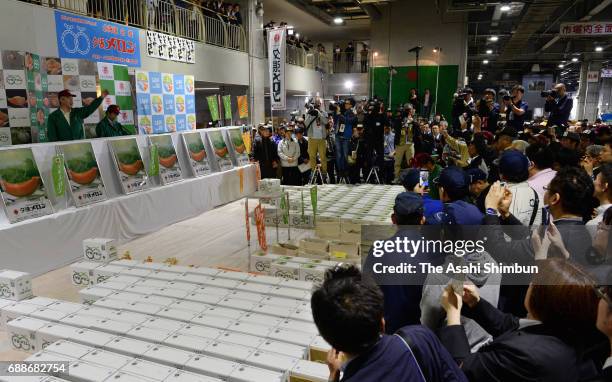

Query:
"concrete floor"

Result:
[[0, 199, 295, 362]]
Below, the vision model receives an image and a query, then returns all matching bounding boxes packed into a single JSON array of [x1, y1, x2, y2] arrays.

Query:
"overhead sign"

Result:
[[146, 31, 195, 64], [268, 28, 286, 110], [601, 68, 612, 78], [54, 10, 141, 67], [587, 71, 599, 83], [560, 22, 612, 37]]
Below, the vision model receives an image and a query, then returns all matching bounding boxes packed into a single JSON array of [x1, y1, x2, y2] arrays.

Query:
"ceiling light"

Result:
[[295, 33, 300, 38], [482, 59, 489, 64], [334, 17, 343, 25], [486, 49, 493, 54], [287, 29, 294, 36], [489, 36, 499, 42], [433, 48, 438, 53], [345, 80, 353, 89], [500, 4, 511, 12], [595, 46, 603, 52], [558, 64, 564, 68], [571, 57, 578, 62], [373, 52, 379, 57]]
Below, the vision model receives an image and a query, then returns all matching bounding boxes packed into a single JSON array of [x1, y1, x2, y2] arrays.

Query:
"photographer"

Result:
[[451, 88, 476, 133], [476, 88, 500, 133], [544, 83, 573, 131], [364, 99, 387, 174], [335, 99, 357, 181], [501, 85, 528, 131], [304, 97, 329, 180]]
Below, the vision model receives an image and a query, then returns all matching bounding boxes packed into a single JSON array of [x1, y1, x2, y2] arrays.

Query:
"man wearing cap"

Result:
[[96, 105, 130, 138], [451, 87, 476, 133], [429, 166, 484, 226], [363, 192, 432, 334], [251, 125, 279, 179], [501, 85, 528, 132], [499, 150, 541, 226], [560, 131, 580, 151], [47, 89, 108, 141], [399, 169, 442, 222]]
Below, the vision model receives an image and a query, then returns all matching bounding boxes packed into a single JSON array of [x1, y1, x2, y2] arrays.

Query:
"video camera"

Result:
[[541, 89, 558, 98]]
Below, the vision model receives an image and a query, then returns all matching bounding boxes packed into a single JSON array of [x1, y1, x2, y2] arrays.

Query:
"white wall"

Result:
[[370, 2, 467, 85], [0, 0, 250, 86], [264, 63, 324, 95]]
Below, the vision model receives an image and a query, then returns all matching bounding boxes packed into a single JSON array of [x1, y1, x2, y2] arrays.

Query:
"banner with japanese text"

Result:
[[267, 28, 286, 110], [54, 10, 141, 67], [560, 22, 612, 37]]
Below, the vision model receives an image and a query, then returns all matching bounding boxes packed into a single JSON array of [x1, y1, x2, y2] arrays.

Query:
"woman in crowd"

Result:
[[439, 259, 604, 382], [277, 127, 300, 185]]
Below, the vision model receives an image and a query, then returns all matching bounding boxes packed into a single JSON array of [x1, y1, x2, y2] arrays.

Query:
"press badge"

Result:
[[339, 124, 345, 133]]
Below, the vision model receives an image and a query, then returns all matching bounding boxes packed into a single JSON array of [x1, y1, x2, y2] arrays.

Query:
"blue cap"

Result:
[[393, 192, 424, 216], [499, 150, 529, 179], [399, 169, 420, 191], [435, 166, 468, 193], [466, 168, 487, 184]]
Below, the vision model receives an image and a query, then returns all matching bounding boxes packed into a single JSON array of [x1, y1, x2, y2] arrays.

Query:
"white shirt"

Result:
[[587, 203, 612, 226], [604, 357, 612, 371], [62, 109, 71, 126]]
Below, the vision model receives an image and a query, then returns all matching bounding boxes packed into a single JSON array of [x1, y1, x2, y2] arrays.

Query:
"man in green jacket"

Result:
[[96, 105, 130, 138], [47, 89, 108, 142]]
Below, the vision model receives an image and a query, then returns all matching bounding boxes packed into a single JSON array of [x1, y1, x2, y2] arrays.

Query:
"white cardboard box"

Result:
[[183, 354, 237, 380], [298, 264, 326, 284], [243, 350, 298, 372], [228, 364, 285, 382], [249, 253, 282, 274], [177, 324, 224, 341], [162, 370, 221, 382], [202, 341, 253, 363], [81, 349, 133, 370], [276, 319, 318, 335], [244, 274, 281, 287], [0, 270, 32, 301], [30, 307, 69, 323], [104, 372, 158, 382], [69, 328, 116, 349], [142, 345, 193, 369], [290, 359, 329, 382], [275, 279, 313, 292], [204, 306, 244, 320], [71, 262, 102, 287], [45, 340, 93, 359], [269, 261, 300, 280], [156, 308, 198, 323], [80, 287, 115, 304], [119, 359, 175, 382], [83, 238, 117, 263], [217, 331, 263, 349], [6, 316, 48, 353], [185, 292, 224, 306], [266, 328, 316, 347], [126, 326, 172, 343], [257, 339, 306, 359], [143, 317, 185, 332], [1, 302, 40, 328], [93, 265, 126, 284], [35, 323, 82, 350], [104, 337, 153, 357], [68, 361, 117, 382], [47, 302, 83, 315], [163, 333, 212, 353]]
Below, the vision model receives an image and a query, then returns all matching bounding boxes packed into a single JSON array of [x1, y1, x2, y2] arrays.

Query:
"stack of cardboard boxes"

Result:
[[0, 269, 33, 301], [70, 238, 118, 287]]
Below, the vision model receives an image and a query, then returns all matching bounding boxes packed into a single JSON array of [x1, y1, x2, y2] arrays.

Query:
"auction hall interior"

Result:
[[0, 0, 612, 382]]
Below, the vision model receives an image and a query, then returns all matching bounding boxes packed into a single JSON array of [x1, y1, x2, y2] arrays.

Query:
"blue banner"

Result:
[[55, 10, 141, 67]]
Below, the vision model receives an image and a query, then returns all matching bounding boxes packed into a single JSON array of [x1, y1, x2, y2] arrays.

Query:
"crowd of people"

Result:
[[332, 42, 370, 73], [250, 83, 612, 380]]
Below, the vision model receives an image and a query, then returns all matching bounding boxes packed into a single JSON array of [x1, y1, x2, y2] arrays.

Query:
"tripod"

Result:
[[309, 164, 328, 185], [365, 166, 381, 184]]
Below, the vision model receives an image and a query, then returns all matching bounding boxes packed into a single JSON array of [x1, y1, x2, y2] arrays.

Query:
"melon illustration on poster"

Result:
[[148, 134, 183, 185], [58, 142, 107, 207], [207, 129, 233, 171], [226, 127, 250, 166], [0, 148, 54, 223], [1, 50, 31, 145], [182, 131, 212, 177], [108, 138, 148, 194]]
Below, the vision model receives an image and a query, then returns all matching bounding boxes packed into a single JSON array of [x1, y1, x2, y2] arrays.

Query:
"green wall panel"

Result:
[[370, 65, 459, 120]]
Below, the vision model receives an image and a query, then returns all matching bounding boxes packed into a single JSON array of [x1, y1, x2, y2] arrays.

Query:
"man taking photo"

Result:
[[501, 85, 528, 132], [47, 88, 108, 141]]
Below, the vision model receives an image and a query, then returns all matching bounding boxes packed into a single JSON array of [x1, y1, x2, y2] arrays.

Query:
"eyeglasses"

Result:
[[594, 286, 612, 308]]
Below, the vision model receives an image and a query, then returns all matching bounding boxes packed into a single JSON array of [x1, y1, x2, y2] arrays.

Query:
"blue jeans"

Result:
[[335, 136, 351, 174]]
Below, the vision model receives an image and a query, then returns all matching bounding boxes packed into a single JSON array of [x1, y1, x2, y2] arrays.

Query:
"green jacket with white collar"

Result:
[[47, 96, 104, 142]]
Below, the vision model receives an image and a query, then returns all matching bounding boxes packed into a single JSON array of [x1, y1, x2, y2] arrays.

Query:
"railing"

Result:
[[331, 52, 370, 74], [19, 0, 247, 52]]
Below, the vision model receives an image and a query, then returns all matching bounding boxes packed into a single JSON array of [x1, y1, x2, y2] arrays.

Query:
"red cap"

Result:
[[106, 105, 120, 115], [57, 89, 76, 98]]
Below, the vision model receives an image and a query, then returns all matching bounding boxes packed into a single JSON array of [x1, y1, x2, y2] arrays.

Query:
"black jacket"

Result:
[[394, 120, 421, 147], [439, 298, 582, 382], [545, 95, 573, 128], [296, 137, 309, 165], [364, 112, 386, 143], [251, 136, 279, 178]]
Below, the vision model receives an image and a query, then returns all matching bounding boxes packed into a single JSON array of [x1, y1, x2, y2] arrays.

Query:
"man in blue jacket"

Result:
[[544, 83, 573, 131], [312, 264, 467, 382]]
